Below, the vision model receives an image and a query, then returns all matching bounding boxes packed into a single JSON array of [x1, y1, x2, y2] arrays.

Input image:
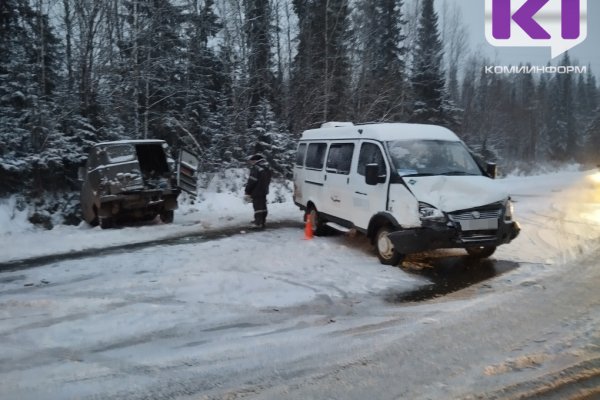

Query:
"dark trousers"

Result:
[[252, 196, 268, 226]]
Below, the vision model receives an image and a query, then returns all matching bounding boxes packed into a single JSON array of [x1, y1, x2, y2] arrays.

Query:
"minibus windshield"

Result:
[[386, 140, 482, 177]]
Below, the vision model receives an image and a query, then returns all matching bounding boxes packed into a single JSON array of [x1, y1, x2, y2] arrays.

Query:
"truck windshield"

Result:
[[105, 145, 136, 163], [386, 140, 482, 177]]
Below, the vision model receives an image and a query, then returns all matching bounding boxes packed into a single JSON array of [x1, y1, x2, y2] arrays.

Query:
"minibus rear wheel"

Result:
[[308, 206, 327, 236], [375, 226, 405, 266]]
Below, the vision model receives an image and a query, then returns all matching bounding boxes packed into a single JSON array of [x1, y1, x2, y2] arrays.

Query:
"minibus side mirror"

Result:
[[486, 162, 497, 179], [365, 163, 383, 186]]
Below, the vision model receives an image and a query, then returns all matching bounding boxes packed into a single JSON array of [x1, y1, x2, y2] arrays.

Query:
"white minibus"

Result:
[[293, 122, 520, 265]]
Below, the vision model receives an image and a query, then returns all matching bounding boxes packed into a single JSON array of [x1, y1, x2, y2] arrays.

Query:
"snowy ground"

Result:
[[1, 167, 600, 399], [0, 170, 296, 263]]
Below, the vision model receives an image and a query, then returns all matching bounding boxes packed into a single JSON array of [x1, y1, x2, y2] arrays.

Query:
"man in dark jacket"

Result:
[[245, 154, 272, 229]]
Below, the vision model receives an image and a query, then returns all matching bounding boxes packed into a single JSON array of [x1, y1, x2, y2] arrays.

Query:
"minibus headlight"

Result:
[[505, 199, 514, 221], [419, 202, 445, 221]]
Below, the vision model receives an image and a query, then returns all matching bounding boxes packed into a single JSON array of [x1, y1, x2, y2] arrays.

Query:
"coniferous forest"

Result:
[[1, 0, 599, 214]]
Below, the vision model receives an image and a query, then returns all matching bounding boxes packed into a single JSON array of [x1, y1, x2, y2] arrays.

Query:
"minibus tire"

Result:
[[466, 245, 497, 258], [375, 226, 404, 265], [308, 206, 327, 236]]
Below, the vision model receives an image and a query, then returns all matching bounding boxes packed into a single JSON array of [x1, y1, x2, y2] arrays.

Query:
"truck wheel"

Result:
[[308, 206, 327, 236], [160, 210, 174, 224], [466, 246, 497, 258], [88, 208, 99, 227], [99, 217, 114, 229], [375, 226, 404, 266]]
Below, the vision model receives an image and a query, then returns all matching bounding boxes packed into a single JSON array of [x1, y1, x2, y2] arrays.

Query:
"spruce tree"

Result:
[[552, 53, 578, 160], [585, 112, 600, 165], [323, 0, 351, 122], [291, 0, 351, 131], [410, 0, 448, 126], [457, 55, 480, 141], [517, 65, 536, 160], [118, 0, 186, 141], [181, 0, 232, 169], [535, 72, 551, 160], [576, 74, 589, 116], [0, 0, 63, 190], [586, 66, 598, 113], [354, 0, 407, 122], [245, 0, 274, 110], [546, 76, 563, 161], [247, 98, 295, 176]]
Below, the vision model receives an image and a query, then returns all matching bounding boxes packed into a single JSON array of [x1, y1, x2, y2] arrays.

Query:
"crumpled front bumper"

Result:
[[388, 220, 521, 255]]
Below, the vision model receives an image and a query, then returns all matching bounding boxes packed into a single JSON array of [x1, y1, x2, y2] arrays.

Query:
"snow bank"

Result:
[[0, 196, 35, 235], [0, 171, 296, 263]]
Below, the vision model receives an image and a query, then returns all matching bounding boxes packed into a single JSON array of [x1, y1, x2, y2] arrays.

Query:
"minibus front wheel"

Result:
[[375, 226, 405, 266], [465, 245, 497, 258]]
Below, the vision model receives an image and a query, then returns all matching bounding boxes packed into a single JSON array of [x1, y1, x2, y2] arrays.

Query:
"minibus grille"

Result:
[[448, 208, 502, 221], [448, 204, 503, 243]]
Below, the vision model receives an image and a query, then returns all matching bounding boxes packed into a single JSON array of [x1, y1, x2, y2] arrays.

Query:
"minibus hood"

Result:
[[402, 175, 508, 212]]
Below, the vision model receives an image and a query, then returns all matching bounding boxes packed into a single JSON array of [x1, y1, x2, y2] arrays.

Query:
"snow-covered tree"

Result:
[[180, 0, 229, 166], [0, 0, 65, 193], [353, 0, 408, 122], [291, 0, 351, 131], [247, 98, 295, 176], [546, 53, 579, 161], [441, 0, 468, 105], [410, 0, 457, 128], [584, 111, 600, 164], [245, 0, 274, 110]]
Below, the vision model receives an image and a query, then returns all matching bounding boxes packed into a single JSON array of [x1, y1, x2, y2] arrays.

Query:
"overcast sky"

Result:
[[438, 0, 600, 73]]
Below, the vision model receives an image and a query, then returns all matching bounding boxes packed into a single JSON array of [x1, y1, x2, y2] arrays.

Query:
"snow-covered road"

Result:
[[1, 168, 600, 399]]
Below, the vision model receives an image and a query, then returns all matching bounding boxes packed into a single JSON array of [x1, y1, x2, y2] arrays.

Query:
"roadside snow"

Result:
[[0, 173, 296, 263], [0, 196, 32, 235]]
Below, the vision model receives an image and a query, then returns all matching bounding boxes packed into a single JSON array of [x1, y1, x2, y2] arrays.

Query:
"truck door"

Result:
[[351, 141, 389, 230], [177, 149, 200, 200]]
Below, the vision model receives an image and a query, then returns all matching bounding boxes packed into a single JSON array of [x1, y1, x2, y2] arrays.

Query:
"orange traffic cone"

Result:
[[304, 213, 314, 240]]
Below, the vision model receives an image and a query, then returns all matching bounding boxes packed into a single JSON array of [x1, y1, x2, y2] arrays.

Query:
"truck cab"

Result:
[[79, 140, 198, 229]]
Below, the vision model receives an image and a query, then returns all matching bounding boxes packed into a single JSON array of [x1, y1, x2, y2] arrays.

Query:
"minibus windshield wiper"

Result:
[[401, 173, 437, 177], [439, 171, 479, 176]]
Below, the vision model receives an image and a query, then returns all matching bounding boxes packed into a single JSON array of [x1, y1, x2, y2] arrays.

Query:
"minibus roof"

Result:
[[300, 123, 460, 142]]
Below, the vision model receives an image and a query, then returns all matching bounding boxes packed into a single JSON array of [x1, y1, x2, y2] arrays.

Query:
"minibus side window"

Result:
[[295, 143, 307, 167], [305, 143, 327, 170], [357, 143, 386, 176], [326, 143, 354, 174]]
